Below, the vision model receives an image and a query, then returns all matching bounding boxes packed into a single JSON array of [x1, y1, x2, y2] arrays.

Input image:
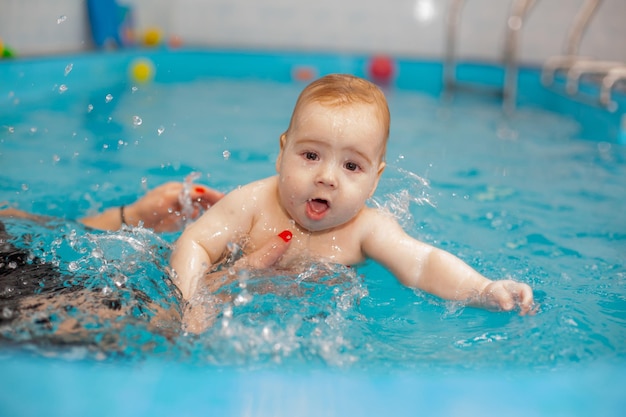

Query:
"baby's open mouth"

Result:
[[306, 198, 330, 220], [308, 198, 329, 213]]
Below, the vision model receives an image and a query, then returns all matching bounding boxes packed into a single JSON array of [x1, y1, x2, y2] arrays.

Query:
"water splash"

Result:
[[178, 172, 202, 226], [1, 215, 373, 366], [0, 219, 182, 360], [189, 262, 367, 367], [371, 166, 435, 229]]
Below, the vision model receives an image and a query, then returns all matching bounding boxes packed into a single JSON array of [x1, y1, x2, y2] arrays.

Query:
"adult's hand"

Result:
[[80, 182, 224, 232], [182, 230, 293, 333]]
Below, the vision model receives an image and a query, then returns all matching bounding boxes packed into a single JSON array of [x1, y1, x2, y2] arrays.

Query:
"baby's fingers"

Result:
[[516, 284, 537, 316], [501, 281, 536, 316], [485, 280, 537, 315]]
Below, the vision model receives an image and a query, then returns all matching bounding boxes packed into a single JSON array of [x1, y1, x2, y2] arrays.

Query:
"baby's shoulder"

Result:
[[225, 176, 276, 199], [355, 206, 402, 235], [359, 206, 397, 223], [220, 176, 279, 214]]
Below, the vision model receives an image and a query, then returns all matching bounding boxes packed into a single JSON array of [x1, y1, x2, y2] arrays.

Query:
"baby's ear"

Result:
[[369, 161, 386, 198], [377, 161, 386, 177], [276, 133, 287, 173]]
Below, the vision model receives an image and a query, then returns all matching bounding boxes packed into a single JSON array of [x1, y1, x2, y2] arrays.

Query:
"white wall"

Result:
[[1, 0, 624, 65]]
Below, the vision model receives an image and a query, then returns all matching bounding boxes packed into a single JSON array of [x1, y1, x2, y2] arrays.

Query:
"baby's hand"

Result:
[[479, 279, 536, 315]]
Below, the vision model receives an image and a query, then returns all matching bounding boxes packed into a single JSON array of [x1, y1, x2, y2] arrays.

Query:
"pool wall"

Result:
[[2, 0, 626, 66], [2, 49, 625, 144]]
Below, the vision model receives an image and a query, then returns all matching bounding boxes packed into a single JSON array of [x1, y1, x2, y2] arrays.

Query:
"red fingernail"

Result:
[[278, 230, 292, 242], [194, 186, 206, 193]]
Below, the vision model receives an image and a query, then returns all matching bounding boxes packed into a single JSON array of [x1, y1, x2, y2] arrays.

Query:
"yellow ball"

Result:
[[144, 28, 162, 47], [129, 58, 155, 84]]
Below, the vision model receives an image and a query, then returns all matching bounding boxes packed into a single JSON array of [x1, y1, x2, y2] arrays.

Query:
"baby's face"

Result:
[[276, 101, 386, 232]]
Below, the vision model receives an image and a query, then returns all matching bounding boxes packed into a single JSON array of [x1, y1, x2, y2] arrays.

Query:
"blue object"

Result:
[[87, 0, 133, 48]]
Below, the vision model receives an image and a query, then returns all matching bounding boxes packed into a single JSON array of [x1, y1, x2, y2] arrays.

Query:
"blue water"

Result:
[[0, 50, 625, 415]]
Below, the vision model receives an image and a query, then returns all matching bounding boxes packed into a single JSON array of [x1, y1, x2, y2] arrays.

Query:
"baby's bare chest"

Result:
[[249, 224, 365, 267]]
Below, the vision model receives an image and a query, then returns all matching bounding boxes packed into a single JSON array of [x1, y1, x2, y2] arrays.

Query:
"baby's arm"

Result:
[[362, 211, 534, 314], [170, 189, 252, 300]]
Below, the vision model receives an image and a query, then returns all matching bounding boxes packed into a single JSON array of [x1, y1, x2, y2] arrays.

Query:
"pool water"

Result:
[[0, 50, 625, 415]]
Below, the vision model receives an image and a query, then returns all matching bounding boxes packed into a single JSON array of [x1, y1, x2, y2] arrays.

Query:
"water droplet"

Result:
[[132, 115, 143, 126], [226, 242, 239, 253], [105, 94, 113, 103], [131, 86, 138, 93], [57, 15, 67, 24], [29, 127, 38, 134], [157, 126, 165, 136], [68, 261, 79, 272], [21, 184, 29, 191], [7, 127, 14, 133], [64, 63, 73, 76], [234, 290, 253, 306], [114, 274, 128, 287], [87, 104, 93, 113], [222, 150, 231, 160], [2, 307, 13, 319], [52, 154, 61, 164], [58, 84, 68, 94]]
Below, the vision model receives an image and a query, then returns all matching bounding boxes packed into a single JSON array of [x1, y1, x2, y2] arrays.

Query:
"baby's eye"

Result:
[[304, 151, 319, 161], [344, 161, 360, 171]]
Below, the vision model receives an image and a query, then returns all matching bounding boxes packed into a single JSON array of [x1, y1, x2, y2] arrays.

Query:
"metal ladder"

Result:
[[541, 0, 625, 112], [443, 0, 537, 113]]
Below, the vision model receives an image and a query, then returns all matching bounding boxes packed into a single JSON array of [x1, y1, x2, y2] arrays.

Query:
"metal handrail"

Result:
[[600, 65, 626, 111], [443, 0, 537, 112], [443, 0, 466, 93], [540, 0, 625, 111], [564, 0, 602, 56], [541, 0, 603, 86], [503, 0, 537, 113]]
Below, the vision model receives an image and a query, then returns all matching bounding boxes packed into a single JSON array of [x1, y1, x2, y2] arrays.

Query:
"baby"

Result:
[[170, 74, 535, 321]]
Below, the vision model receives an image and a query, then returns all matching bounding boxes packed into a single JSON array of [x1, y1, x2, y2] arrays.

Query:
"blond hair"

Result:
[[285, 74, 390, 151]]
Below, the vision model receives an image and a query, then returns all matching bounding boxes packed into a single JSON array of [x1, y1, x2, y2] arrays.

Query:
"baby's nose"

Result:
[[316, 164, 337, 188]]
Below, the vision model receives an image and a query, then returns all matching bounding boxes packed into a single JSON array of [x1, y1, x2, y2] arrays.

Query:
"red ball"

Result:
[[368, 55, 395, 83]]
